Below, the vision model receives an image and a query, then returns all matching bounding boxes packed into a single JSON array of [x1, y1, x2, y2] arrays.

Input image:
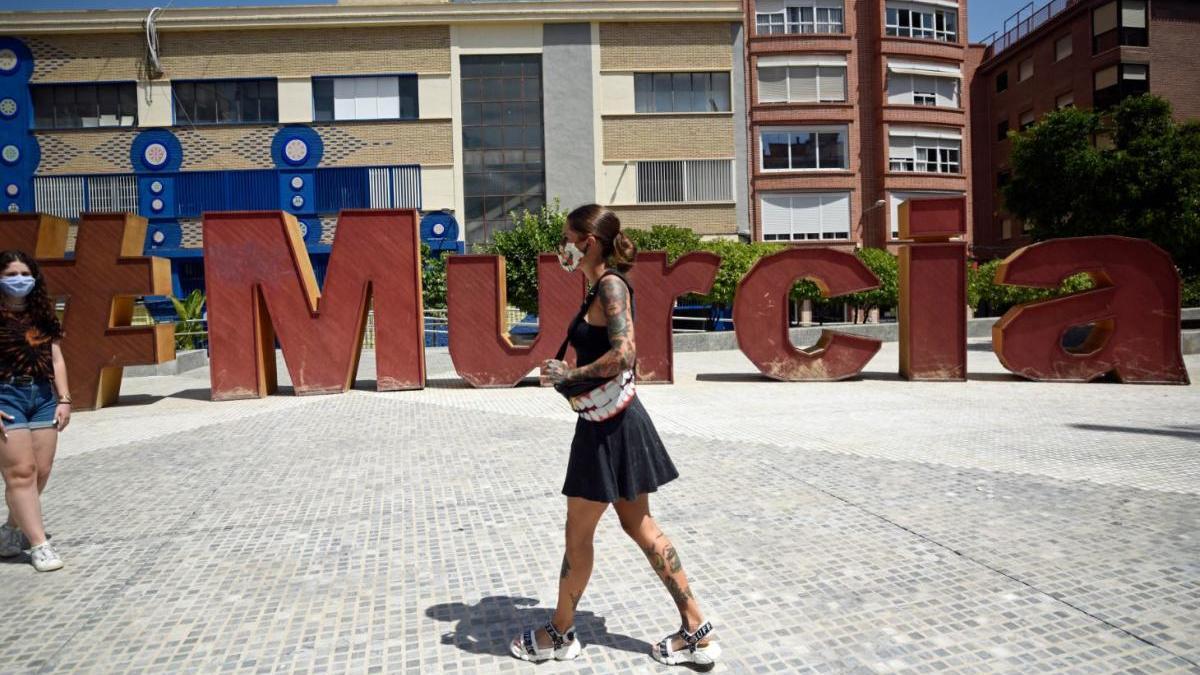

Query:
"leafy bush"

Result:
[[474, 201, 566, 315], [1183, 275, 1200, 308], [969, 258, 1096, 316], [420, 243, 448, 310], [624, 225, 703, 263], [168, 289, 206, 351], [843, 247, 898, 317]]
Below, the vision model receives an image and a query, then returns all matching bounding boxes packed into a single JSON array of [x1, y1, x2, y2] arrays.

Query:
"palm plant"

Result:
[[168, 290, 207, 351]]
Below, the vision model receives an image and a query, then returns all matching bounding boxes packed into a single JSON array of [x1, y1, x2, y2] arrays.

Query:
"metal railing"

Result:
[[982, 0, 1078, 58]]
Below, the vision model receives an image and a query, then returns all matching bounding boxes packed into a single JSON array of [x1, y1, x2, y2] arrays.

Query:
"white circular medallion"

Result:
[[152, 230, 166, 244], [7, 203, 18, 213], [143, 142, 169, 169], [291, 194, 305, 209], [1, 145, 19, 165], [151, 198, 164, 212], [299, 222, 309, 238], [432, 223, 445, 236], [290, 176, 304, 190], [0, 98, 17, 118], [284, 138, 308, 164], [0, 49, 17, 74], [4, 184, 17, 198], [149, 180, 164, 194]]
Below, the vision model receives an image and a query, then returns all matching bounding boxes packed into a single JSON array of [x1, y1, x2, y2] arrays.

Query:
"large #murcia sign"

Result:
[[0, 198, 1189, 410]]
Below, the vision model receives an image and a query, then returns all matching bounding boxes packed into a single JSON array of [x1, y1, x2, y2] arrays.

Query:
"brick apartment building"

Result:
[[970, 0, 1200, 258], [742, 0, 983, 248], [0, 0, 748, 294]]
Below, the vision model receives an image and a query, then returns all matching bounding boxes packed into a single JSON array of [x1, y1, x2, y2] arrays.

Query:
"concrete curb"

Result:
[[124, 349, 209, 378]]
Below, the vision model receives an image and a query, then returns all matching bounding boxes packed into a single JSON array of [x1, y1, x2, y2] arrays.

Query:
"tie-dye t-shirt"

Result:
[[0, 306, 63, 380]]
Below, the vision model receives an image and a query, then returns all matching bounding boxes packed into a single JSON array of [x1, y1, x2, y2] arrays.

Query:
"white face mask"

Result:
[[557, 240, 590, 273]]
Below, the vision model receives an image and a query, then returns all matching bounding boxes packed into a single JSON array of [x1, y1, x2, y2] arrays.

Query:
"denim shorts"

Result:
[[0, 380, 58, 432]]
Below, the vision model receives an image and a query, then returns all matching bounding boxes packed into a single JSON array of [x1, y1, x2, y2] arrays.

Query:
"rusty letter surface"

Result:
[[447, 254, 585, 387], [0, 212, 174, 410], [627, 251, 720, 383], [734, 248, 881, 381], [204, 210, 424, 400], [897, 196, 967, 381], [992, 236, 1189, 384]]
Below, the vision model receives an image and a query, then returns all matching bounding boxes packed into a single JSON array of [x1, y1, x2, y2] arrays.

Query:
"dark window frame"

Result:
[[171, 78, 279, 126], [1093, 62, 1149, 110], [311, 74, 420, 122], [996, 70, 1009, 93], [1092, 0, 1148, 54], [31, 81, 138, 130]]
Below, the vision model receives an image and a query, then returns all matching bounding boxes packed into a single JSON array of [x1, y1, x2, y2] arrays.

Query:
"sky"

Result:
[[0, 0, 1036, 43]]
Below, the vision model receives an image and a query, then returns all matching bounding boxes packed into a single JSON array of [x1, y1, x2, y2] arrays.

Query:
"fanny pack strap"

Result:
[[554, 269, 635, 363]]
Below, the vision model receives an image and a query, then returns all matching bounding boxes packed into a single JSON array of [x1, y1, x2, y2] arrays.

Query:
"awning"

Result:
[[758, 54, 848, 68], [886, 59, 962, 79], [888, 125, 962, 140]]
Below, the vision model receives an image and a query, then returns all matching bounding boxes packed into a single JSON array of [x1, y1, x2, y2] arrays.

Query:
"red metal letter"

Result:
[[204, 210, 425, 400], [0, 213, 174, 410], [446, 254, 585, 388], [897, 196, 967, 380], [734, 248, 881, 381], [992, 236, 1189, 384], [627, 251, 720, 383]]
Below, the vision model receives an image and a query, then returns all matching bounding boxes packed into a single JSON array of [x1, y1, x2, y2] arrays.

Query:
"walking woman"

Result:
[[509, 205, 721, 670], [0, 250, 70, 572]]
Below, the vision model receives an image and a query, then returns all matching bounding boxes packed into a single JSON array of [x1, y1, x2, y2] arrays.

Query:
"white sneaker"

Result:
[[0, 523, 23, 558], [28, 542, 64, 572]]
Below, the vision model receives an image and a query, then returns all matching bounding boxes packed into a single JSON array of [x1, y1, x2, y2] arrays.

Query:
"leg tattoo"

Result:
[[560, 554, 571, 580]]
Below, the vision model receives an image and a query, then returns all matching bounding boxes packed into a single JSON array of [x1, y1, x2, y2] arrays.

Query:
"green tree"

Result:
[[168, 289, 206, 351], [420, 243, 448, 310], [844, 247, 898, 319], [624, 225, 703, 263], [474, 201, 566, 315], [1003, 94, 1200, 276]]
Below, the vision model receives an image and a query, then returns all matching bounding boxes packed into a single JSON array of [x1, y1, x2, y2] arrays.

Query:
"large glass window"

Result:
[[173, 79, 277, 125], [757, 64, 847, 103], [760, 192, 851, 241], [31, 82, 136, 129], [760, 127, 848, 171], [313, 75, 418, 122], [634, 72, 731, 113], [460, 54, 545, 245], [885, 2, 958, 43], [1093, 63, 1149, 109], [889, 135, 961, 173], [886, 71, 959, 107], [1093, 0, 1147, 53], [756, 0, 845, 36]]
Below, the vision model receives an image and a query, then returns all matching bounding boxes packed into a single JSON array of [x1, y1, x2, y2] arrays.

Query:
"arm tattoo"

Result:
[[567, 275, 636, 382]]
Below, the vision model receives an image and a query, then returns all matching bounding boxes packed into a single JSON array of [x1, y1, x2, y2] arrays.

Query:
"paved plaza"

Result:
[[1, 340, 1199, 674]]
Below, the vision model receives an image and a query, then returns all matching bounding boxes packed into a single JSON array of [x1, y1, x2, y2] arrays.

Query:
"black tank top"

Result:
[[567, 270, 634, 368]]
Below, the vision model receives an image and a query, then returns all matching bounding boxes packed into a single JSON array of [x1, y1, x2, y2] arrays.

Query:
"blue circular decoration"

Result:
[[130, 129, 183, 172], [0, 98, 17, 120], [291, 194, 305, 209], [1, 144, 19, 165], [146, 223, 182, 249], [290, 176, 304, 190], [150, 180, 163, 195], [6, 202, 18, 213], [271, 126, 323, 169], [420, 210, 460, 241], [151, 198, 164, 212], [300, 218, 321, 242], [5, 184, 17, 198], [0, 39, 33, 81]]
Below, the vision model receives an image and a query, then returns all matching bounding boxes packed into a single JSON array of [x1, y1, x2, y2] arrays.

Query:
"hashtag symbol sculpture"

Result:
[[0, 212, 175, 410]]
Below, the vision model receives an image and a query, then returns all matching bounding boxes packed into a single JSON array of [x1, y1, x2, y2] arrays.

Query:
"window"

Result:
[[757, 61, 847, 103], [996, 119, 1009, 141], [760, 192, 850, 240], [889, 132, 961, 174], [1019, 58, 1034, 82], [885, 66, 960, 107], [760, 127, 848, 171], [1055, 35, 1073, 61], [1056, 92, 1074, 109], [313, 76, 417, 122], [756, 0, 845, 36], [637, 160, 732, 203], [173, 79, 277, 124], [1019, 110, 1036, 131], [634, 72, 731, 113], [1094, 63, 1149, 109], [460, 54, 545, 244], [31, 82, 136, 129], [33, 175, 138, 219], [996, 70, 1008, 93], [885, 2, 958, 43], [1093, 1, 1147, 53]]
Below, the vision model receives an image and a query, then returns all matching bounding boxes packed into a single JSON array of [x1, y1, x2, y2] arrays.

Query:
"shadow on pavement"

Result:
[[427, 595, 649, 659], [1071, 423, 1200, 442]]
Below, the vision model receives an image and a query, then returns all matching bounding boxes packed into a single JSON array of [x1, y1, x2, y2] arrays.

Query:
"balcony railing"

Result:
[[982, 0, 1079, 58]]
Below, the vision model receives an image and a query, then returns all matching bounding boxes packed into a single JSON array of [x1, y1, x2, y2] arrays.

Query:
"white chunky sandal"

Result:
[[651, 620, 721, 671], [510, 620, 582, 663]]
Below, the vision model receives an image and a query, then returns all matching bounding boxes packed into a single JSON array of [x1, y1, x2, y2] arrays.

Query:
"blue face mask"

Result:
[[0, 275, 35, 299]]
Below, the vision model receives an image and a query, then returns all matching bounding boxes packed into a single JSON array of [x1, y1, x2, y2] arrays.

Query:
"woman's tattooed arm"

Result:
[[566, 275, 636, 381]]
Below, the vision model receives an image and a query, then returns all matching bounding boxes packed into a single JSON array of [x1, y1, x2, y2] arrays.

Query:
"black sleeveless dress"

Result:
[[560, 273, 680, 503]]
